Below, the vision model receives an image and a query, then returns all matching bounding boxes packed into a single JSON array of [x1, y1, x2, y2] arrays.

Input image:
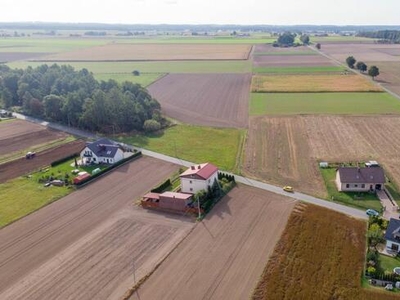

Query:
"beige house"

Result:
[[335, 166, 385, 192]]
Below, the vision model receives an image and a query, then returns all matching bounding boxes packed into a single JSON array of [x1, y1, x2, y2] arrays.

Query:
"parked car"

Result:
[[366, 209, 379, 217], [283, 186, 294, 193]]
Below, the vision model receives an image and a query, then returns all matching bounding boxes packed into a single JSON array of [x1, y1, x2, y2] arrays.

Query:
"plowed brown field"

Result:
[[0, 140, 85, 183], [0, 119, 68, 156], [0, 157, 194, 300], [130, 184, 295, 300], [148, 73, 251, 128], [40, 44, 251, 61], [253, 55, 334, 67], [244, 115, 400, 197]]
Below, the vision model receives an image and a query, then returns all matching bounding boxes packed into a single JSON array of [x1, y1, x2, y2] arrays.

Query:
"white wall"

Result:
[[181, 171, 218, 194], [386, 240, 400, 252]]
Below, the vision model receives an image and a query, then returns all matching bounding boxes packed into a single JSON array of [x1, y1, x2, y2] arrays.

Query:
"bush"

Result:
[[143, 119, 161, 132], [151, 179, 171, 193], [51, 152, 79, 167]]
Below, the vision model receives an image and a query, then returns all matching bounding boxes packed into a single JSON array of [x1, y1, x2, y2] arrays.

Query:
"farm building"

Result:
[[335, 166, 385, 192], [385, 218, 400, 253], [180, 163, 218, 194], [141, 191, 195, 212], [80, 138, 124, 165]]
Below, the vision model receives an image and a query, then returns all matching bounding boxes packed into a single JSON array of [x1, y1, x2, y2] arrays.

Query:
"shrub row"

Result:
[[151, 179, 171, 193], [218, 172, 235, 182], [201, 180, 236, 215], [75, 151, 142, 187], [51, 152, 79, 167]]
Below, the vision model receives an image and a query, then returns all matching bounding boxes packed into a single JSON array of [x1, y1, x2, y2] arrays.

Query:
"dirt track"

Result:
[[0, 119, 69, 156], [148, 73, 251, 128], [0, 140, 85, 183], [0, 156, 193, 300], [131, 184, 295, 300]]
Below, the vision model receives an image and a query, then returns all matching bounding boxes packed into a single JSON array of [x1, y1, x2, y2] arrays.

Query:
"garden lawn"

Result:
[[380, 254, 400, 273], [116, 124, 245, 172], [253, 65, 345, 74], [250, 92, 400, 115], [8, 60, 252, 74], [320, 167, 382, 211]]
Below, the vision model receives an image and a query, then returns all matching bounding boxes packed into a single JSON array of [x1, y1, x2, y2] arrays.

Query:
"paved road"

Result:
[[14, 113, 368, 220]]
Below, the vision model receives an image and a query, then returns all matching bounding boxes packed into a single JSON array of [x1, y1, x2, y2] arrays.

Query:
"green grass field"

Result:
[[8, 60, 252, 74], [115, 124, 245, 172], [320, 167, 382, 211], [250, 92, 400, 115], [0, 37, 110, 53], [253, 66, 345, 74], [114, 36, 275, 44], [94, 73, 164, 87]]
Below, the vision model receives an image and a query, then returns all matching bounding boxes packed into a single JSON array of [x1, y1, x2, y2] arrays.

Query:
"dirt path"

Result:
[[130, 184, 296, 300], [0, 156, 193, 300]]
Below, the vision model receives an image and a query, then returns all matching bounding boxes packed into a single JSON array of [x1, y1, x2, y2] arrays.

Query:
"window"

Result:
[[346, 184, 349, 188], [190, 180, 192, 184], [190, 188, 193, 192], [361, 184, 365, 188], [208, 179, 210, 183], [355, 184, 358, 188]]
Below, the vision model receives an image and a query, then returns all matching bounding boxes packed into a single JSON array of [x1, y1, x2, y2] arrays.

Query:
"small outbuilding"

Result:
[[141, 191, 194, 212], [335, 166, 385, 192]]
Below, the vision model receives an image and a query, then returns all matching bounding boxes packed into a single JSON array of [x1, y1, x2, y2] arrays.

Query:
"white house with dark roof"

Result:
[[180, 163, 218, 194], [385, 218, 400, 253], [80, 138, 124, 165], [335, 166, 385, 192]]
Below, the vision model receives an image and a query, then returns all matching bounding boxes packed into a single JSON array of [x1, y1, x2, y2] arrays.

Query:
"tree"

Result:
[[132, 70, 140, 76], [277, 32, 295, 46], [368, 65, 380, 80], [346, 56, 356, 68], [300, 34, 310, 45], [315, 43, 321, 50], [367, 223, 384, 250], [355, 61, 368, 73], [143, 119, 161, 132]]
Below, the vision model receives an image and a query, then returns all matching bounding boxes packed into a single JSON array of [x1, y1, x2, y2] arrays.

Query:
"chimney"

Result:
[[198, 165, 201, 169], [191, 166, 195, 170]]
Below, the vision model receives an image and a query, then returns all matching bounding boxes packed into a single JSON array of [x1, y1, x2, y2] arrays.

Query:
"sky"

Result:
[[0, 0, 399, 25]]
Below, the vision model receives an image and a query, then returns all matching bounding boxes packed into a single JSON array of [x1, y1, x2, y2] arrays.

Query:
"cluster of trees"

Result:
[[0, 64, 164, 133], [345, 56, 380, 79], [273, 32, 309, 47], [357, 30, 400, 43]]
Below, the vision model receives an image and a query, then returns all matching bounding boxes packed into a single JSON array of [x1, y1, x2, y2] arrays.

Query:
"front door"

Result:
[[392, 243, 399, 251], [375, 184, 382, 190]]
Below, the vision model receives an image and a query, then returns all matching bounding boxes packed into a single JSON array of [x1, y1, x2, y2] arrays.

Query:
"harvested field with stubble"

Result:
[[244, 115, 400, 197], [251, 74, 382, 92], [130, 185, 296, 300], [0, 157, 194, 300], [38, 44, 252, 61], [148, 73, 251, 128], [0, 119, 69, 157], [252, 203, 400, 300]]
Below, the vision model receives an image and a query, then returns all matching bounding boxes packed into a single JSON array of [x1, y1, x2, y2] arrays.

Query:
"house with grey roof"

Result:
[[385, 218, 400, 253], [80, 138, 124, 165], [335, 166, 385, 192]]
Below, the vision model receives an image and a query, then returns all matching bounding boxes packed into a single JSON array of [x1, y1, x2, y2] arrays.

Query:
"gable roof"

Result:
[[337, 167, 385, 184], [86, 138, 121, 158], [180, 163, 218, 180], [385, 218, 400, 243]]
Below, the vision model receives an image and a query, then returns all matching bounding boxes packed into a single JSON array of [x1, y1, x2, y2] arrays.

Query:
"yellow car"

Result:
[[283, 186, 294, 193]]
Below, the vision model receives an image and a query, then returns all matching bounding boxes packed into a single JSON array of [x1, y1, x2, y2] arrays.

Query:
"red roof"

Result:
[[180, 163, 218, 180], [143, 193, 160, 200]]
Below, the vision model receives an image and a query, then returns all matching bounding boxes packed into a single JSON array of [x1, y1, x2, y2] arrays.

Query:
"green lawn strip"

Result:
[[0, 38, 110, 53], [320, 167, 382, 211], [115, 124, 245, 173], [379, 254, 400, 273], [253, 66, 345, 74], [0, 136, 76, 165], [94, 73, 164, 87], [253, 51, 317, 56], [0, 157, 110, 228], [8, 60, 252, 74], [250, 92, 400, 115], [0, 118, 17, 124], [385, 181, 400, 207], [114, 37, 275, 44]]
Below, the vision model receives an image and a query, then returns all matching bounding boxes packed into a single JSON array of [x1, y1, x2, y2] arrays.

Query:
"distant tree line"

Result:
[[0, 64, 164, 133], [356, 30, 400, 43], [272, 32, 309, 47]]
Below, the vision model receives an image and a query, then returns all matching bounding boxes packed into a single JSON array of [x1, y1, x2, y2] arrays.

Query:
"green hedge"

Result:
[[51, 152, 79, 167], [75, 151, 142, 187], [151, 179, 171, 193]]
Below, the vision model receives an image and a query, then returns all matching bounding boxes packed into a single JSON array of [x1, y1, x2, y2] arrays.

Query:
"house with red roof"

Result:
[[180, 163, 219, 194]]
